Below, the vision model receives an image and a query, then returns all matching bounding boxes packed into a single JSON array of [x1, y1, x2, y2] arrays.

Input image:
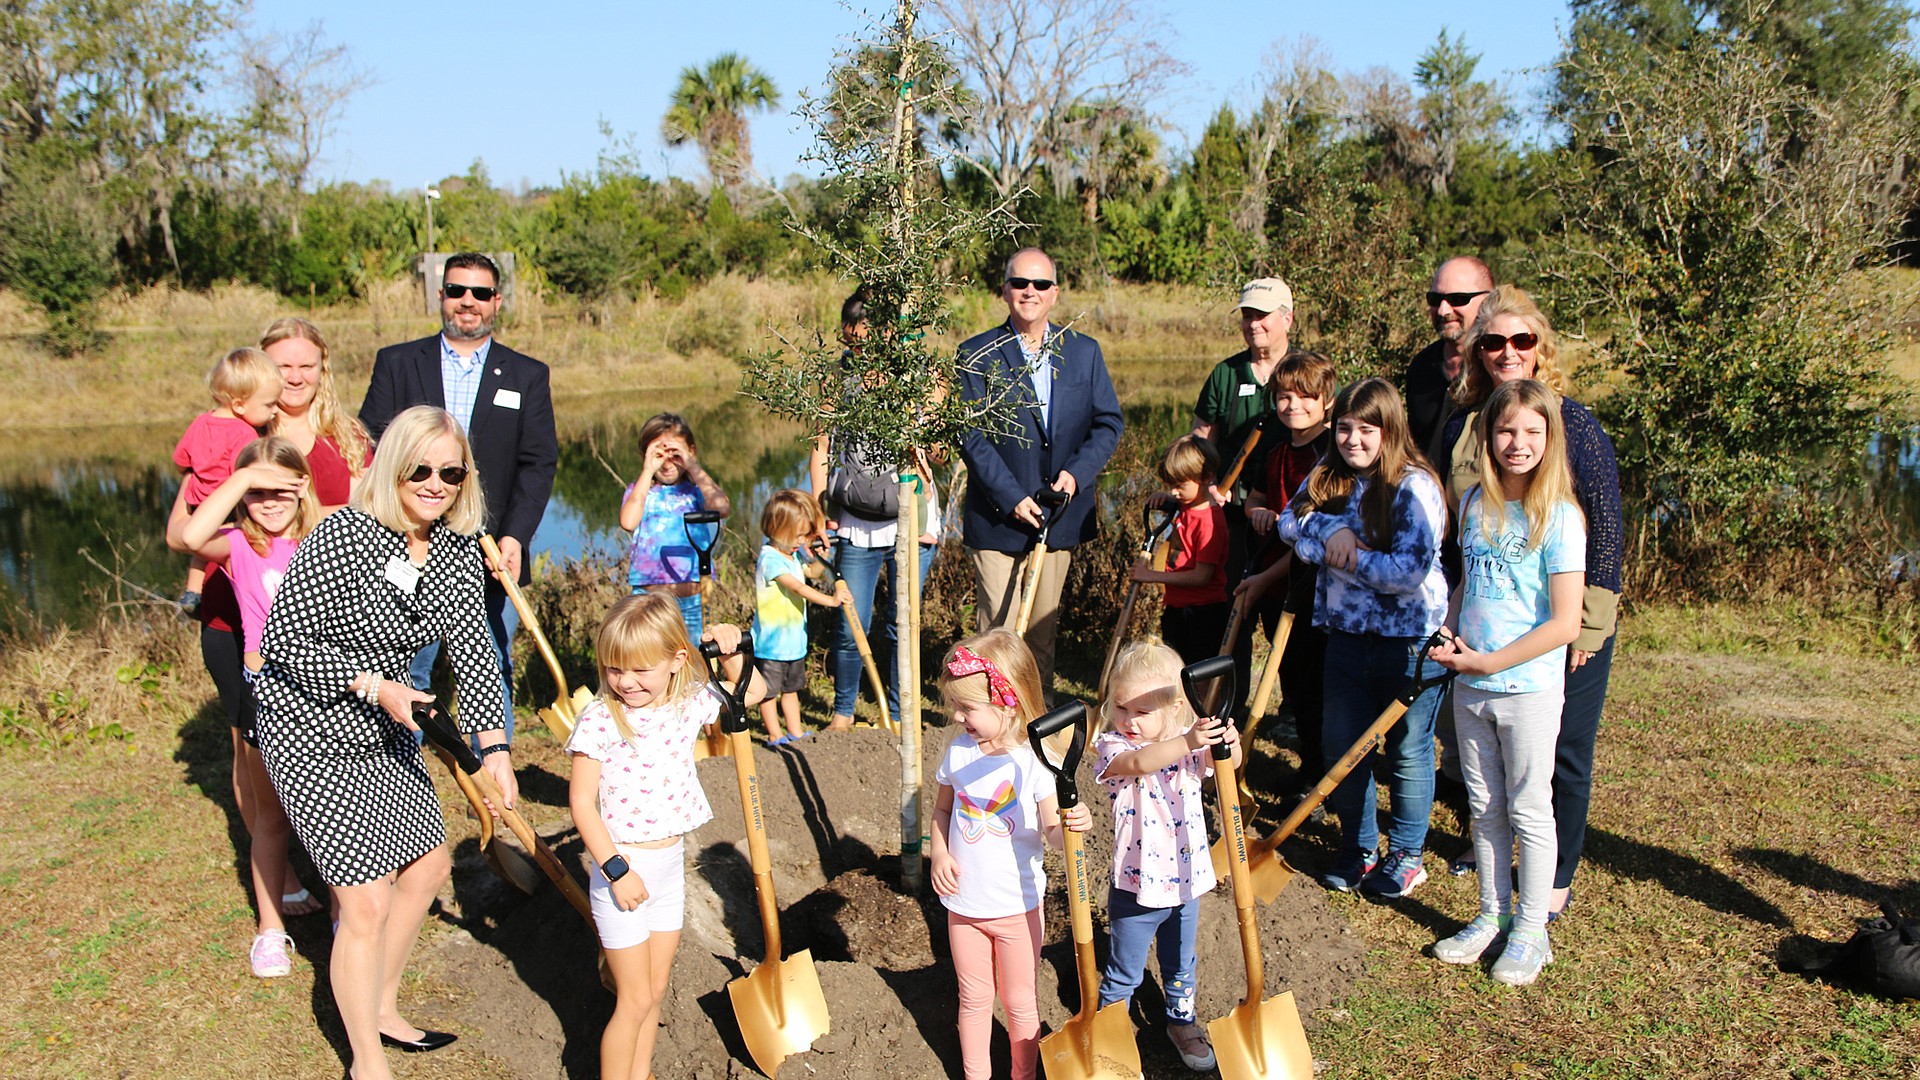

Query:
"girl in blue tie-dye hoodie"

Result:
[[1278, 377, 1450, 900]]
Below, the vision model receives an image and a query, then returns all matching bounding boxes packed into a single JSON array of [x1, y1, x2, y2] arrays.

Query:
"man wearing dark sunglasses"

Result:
[[954, 246, 1124, 694], [1405, 256, 1495, 457], [361, 250, 559, 745]]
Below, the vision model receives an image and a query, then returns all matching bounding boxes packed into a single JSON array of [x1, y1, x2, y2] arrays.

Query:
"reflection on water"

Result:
[[3, 376, 1917, 631]]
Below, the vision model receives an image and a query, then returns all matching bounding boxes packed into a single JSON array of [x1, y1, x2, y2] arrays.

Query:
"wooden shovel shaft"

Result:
[[479, 534, 574, 721], [834, 579, 893, 731], [730, 730, 787, 983], [1063, 829, 1102, 1018], [1247, 611, 1293, 723], [1219, 426, 1264, 493], [460, 753, 595, 921], [1214, 753, 1265, 1003], [1256, 697, 1412, 859], [1013, 541, 1049, 636], [1097, 580, 1143, 700]]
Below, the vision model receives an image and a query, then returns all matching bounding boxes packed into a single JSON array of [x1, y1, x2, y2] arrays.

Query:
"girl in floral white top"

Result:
[[1093, 638, 1242, 1072], [568, 592, 765, 1080]]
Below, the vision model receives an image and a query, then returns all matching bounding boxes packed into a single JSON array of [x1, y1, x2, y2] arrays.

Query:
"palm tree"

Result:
[[661, 53, 780, 196]]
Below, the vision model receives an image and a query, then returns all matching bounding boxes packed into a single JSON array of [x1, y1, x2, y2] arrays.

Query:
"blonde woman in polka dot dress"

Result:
[[254, 405, 515, 1079]]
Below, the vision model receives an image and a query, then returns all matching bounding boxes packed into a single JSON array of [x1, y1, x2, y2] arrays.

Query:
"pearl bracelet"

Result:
[[356, 673, 380, 705]]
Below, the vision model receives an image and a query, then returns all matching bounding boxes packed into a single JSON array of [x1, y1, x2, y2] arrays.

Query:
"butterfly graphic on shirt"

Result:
[[954, 780, 1018, 843]]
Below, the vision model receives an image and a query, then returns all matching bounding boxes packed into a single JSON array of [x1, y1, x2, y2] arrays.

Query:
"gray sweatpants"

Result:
[[1454, 684, 1562, 933]]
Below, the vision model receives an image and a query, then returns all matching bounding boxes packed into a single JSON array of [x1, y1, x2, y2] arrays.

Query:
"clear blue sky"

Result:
[[247, 0, 1573, 193]]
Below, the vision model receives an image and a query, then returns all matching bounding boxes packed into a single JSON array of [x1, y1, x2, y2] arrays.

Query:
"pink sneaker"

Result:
[[250, 930, 293, 977]]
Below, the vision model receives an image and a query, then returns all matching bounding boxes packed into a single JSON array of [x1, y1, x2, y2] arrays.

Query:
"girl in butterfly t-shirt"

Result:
[[930, 629, 1092, 1080]]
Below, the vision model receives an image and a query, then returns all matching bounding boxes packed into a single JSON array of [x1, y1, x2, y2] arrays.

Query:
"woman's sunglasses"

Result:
[[404, 464, 470, 485], [1476, 332, 1539, 354]]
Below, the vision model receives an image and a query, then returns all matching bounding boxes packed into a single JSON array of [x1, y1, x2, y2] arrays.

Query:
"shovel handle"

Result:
[[1179, 655, 1239, 760], [1062, 828, 1102, 1017], [730, 727, 786, 971], [466, 762, 595, 922], [479, 534, 573, 707], [1212, 748, 1266, 1004], [683, 510, 725, 578], [834, 579, 894, 732], [1246, 610, 1293, 724], [1218, 424, 1265, 494]]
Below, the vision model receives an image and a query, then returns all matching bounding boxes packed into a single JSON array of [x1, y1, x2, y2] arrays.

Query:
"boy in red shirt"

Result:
[[1131, 435, 1229, 666]]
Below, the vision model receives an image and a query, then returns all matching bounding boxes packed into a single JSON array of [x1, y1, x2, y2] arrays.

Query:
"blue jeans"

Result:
[[830, 541, 936, 720], [1321, 630, 1444, 858], [1554, 633, 1615, 888], [1098, 888, 1201, 1024], [409, 584, 519, 748]]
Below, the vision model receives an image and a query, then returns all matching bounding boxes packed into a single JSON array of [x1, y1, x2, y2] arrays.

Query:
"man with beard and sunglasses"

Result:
[[361, 252, 558, 744], [1405, 256, 1495, 459]]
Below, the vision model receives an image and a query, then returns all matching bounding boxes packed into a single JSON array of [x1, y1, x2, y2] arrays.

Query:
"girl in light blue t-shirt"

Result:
[[1428, 378, 1586, 987]]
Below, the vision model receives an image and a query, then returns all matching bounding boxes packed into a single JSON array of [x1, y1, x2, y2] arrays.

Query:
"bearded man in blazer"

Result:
[[360, 251, 558, 741], [955, 246, 1124, 693]]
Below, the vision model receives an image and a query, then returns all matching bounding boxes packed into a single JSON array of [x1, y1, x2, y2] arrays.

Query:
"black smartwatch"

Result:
[[602, 854, 630, 883]]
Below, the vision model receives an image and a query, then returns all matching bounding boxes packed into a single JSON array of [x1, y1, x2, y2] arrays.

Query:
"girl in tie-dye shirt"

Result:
[[929, 629, 1091, 1080], [1093, 638, 1241, 1071]]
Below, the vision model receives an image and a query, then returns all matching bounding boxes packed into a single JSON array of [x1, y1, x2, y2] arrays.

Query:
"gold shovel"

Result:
[[1012, 487, 1071, 636], [699, 635, 830, 1074], [1233, 629, 1458, 906], [1181, 656, 1314, 1080], [479, 534, 584, 742], [1030, 701, 1143, 1080]]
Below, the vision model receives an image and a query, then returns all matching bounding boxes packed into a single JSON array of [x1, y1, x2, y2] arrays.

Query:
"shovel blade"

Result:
[[1208, 991, 1314, 1080], [1038, 1002, 1142, 1080], [1210, 835, 1298, 906], [483, 837, 543, 895], [536, 705, 573, 742], [695, 723, 733, 760], [728, 949, 830, 1076]]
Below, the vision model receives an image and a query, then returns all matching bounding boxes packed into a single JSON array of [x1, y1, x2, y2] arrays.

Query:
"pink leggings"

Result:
[[948, 907, 1044, 1080]]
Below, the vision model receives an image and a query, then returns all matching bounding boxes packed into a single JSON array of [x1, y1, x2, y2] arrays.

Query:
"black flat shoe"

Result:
[[379, 1029, 457, 1053]]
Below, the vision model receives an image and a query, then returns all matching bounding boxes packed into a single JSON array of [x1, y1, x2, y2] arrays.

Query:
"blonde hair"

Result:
[[1470, 379, 1583, 550], [207, 347, 280, 409], [594, 593, 707, 741], [232, 436, 323, 553], [351, 406, 487, 535], [1294, 378, 1440, 548], [760, 488, 823, 547], [1098, 638, 1196, 736], [261, 317, 370, 476], [1156, 434, 1220, 487], [937, 628, 1045, 742], [1454, 286, 1570, 409]]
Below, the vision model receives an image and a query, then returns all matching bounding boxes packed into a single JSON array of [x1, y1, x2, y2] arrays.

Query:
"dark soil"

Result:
[[415, 723, 1365, 1078]]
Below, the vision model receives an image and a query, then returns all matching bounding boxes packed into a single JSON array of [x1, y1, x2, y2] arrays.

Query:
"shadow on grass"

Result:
[[172, 697, 349, 1071], [1585, 827, 1791, 926], [1733, 846, 1920, 915]]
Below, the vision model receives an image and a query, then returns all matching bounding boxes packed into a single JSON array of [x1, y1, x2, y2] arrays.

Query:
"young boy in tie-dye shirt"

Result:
[[752, 490, 841, 744]]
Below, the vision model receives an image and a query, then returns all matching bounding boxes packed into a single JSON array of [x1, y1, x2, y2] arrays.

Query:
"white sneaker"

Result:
[[1433, 913, 1509, 965], [1491, 927, 1552, 986], [249, 930, 294, 978], [1168, 1021, 1216, 1071]]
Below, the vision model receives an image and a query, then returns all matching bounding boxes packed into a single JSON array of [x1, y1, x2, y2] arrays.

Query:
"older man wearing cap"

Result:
[[1192, 277, 1294, 499]]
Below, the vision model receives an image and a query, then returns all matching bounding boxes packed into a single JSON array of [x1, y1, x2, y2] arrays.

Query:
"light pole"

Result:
[[424, 185, 441, 253]]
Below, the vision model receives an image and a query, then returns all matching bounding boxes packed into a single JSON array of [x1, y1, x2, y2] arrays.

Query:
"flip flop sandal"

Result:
[[280, 887, 323, 916]]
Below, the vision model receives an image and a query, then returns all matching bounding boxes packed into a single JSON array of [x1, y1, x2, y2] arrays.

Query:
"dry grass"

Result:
[[3, 603, 1917, 1076]]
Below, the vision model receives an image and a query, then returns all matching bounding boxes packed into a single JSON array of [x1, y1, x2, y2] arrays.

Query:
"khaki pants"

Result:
[[972, 547, 1072, 693]]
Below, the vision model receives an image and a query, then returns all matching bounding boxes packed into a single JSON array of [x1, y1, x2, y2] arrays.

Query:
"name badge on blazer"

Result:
[[493, 388, 522, 410], [384, 555, 421, 595]]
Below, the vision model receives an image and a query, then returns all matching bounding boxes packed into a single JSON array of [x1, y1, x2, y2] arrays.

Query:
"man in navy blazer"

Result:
[[360, 252, 558, 740], [955, 247, 1124, 691]]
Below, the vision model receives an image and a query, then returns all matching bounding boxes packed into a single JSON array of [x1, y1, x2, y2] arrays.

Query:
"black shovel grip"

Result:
[[1179, 655, 1239, 761], [413, 702, 481, 774], [683, 509, 725, 576], [698, 632, 756, 734], [1034, 486, 1070, 509], [1403, 629, 1458, 705], [1026, 700, 1087, 810]]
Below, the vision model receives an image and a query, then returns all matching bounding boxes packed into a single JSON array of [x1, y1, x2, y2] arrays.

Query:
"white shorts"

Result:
[[588, 838, 686, 950]]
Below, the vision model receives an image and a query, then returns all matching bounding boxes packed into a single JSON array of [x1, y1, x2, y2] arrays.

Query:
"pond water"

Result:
[[1, 376, 1915, 633]]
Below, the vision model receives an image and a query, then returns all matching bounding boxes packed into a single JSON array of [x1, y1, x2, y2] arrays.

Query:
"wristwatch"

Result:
[[602, 854, 630, 883]]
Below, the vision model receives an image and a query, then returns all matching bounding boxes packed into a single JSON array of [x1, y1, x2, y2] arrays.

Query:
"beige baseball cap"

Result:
[[1237, 277, 1294, 313]]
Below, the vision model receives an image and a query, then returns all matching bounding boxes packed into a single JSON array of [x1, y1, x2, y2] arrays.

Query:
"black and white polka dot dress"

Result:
[[253, 508, 506, 886]]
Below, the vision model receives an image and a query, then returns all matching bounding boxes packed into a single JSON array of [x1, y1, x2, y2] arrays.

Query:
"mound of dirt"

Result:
[[417, 724, 1364, 1078]]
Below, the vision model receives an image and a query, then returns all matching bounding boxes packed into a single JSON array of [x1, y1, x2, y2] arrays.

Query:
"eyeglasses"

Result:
[[1005, 277, 1056, 292], [443, 283, 498, 301], [1475, 332, 1539, 354], [1427, 290, 1489, 308], [404, 463, 470, 485]]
